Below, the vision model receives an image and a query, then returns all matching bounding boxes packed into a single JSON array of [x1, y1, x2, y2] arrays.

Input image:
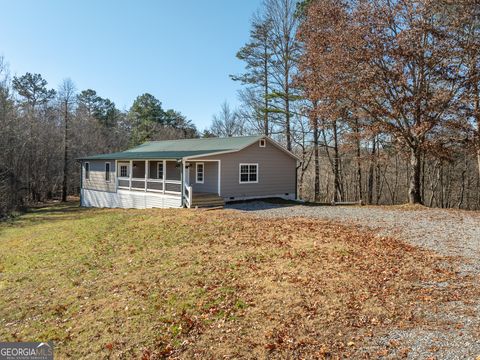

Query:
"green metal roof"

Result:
[[79, 135, 264, 160]]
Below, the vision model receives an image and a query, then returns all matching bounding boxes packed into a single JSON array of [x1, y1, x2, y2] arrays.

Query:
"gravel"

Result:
[[226, 201, 480, 359]]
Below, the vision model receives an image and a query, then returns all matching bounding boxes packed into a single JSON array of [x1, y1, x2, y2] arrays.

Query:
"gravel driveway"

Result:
[[227, 201, 480, 359]]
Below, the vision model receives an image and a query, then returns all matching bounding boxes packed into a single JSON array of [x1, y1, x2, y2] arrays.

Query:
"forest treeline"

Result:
[[212, 0, 480, 210], [1, 0, 479, 216], [0, 62, 197, 216]]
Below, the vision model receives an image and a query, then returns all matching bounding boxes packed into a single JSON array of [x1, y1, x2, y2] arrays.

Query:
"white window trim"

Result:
[[157, 162, 164, 180], [118, 162, 130, 178], [105, 162, 111, 182], [196, 162, 204, 184], [85, 162, 90, 180], [259, 139, 266, 147], [239, 163, 259, 184]]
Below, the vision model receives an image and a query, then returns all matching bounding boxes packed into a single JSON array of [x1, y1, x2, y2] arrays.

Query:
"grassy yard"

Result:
[[0, 203, 458, 359]]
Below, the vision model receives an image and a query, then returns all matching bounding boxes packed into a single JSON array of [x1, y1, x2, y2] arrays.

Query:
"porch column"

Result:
[[183, 161, 187, 186], [129, 160, 133, 190], [115, 160, 118, 192], [180, 159, 184, 207], [162, 160, 166, 194], [144, 160, 148, 192]]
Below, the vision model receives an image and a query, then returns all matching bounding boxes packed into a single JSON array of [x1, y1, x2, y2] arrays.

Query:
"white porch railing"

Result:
[[183, 184, 193, 208], [118, 177, 182, 195]]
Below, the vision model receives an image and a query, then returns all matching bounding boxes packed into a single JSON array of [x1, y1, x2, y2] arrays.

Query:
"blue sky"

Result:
[[0, 0, 261, 130]]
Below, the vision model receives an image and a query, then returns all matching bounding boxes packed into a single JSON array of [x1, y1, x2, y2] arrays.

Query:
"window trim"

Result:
[[85, 162, 90, 180], [196, 162, 204, 184], [239, 163, 258, 184], [118, 162, 129, 178], [259, 139, 266, 147], [105, 162, 111, 182], [157, 162, 164, 180]]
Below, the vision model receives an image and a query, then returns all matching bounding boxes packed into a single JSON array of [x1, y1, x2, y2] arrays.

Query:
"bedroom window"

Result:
[[119, 164, 129, 178], [239, 163, 258, 183], [196, 163, 204, 183], [105, 162, 111, 182], [85, 162, 90, 180], [157, 162, 164, 179], [259, 139, 266, 147]]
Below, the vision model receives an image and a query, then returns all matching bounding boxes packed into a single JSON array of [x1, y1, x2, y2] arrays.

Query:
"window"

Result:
[[105, 162, 111, 182], [239, 163, 258, 183], [259, 139, 266, 147], [85, 162, 90, 180], [157, 162, 164, 179], [196, 163, 204, 183], [119, 164, 129, 178]]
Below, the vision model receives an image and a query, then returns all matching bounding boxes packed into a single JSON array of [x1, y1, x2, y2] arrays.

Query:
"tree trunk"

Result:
[[263, 44, 269, 136], [354, 118, 362, 202], [285, 87, 291, 151], [408, 147, 422, 204], [312, 115, 320, 202], [62, 100, 68, 202], [477, 148, 480, 185], [367, 137, 376, 204], [332, 120, 342, 202]]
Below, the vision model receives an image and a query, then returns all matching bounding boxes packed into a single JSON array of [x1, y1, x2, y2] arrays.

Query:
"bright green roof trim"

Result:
[[79, 136, 264, 161]]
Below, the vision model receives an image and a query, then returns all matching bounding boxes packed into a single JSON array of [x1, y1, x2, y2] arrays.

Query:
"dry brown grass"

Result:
[[0, 203, 460, 359]]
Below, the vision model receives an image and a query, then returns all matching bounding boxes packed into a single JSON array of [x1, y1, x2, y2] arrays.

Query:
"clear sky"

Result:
[[0, 0, 261, 130]]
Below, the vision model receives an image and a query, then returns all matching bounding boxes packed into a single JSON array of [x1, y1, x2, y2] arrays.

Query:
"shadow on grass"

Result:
[[0, 202, 99, 231], [25, 202, 85, 215], [228, 197, 338, 208]]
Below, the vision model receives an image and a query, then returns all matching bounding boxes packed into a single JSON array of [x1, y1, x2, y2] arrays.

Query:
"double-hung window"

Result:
[[239, 163, 258, 183], [119, 164, 129, 178], [196, 163, 204, 183], [157, 163, 164, 179], [105, 162, 111, 182]]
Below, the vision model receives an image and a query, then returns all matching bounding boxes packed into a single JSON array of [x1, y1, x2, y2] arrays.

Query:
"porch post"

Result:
[[180, 159, 184, 207], [145, 160, 148, 192], [217, 160, 221, 196], [162, 160, 166, 194], [129, 160, 133, 190]]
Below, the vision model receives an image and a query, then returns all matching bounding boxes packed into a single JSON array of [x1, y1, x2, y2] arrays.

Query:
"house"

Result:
[[78, 135, 300, 209]]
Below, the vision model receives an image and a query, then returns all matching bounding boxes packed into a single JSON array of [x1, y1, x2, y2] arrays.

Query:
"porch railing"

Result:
[[117, 177, 182, 195], [183, 184, 193, 208]]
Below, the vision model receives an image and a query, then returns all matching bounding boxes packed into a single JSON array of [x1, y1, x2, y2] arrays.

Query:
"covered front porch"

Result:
[[115, 159, 222, 208]]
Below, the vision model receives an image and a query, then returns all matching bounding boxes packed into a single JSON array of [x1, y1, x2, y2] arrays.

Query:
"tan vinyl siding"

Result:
[[199, 139, 296, 198], [83, 160, 116, 192], [188, 161, 219, 194]]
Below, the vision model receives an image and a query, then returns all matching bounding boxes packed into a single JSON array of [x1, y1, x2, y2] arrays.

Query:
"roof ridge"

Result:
[[146, 135, 262, 143]]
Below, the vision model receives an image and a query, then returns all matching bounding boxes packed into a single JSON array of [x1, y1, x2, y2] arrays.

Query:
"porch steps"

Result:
[[191, 193, 225, 208]]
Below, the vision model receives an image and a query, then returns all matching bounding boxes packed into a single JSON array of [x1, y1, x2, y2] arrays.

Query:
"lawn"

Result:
[[0, 203, 458, 359]]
